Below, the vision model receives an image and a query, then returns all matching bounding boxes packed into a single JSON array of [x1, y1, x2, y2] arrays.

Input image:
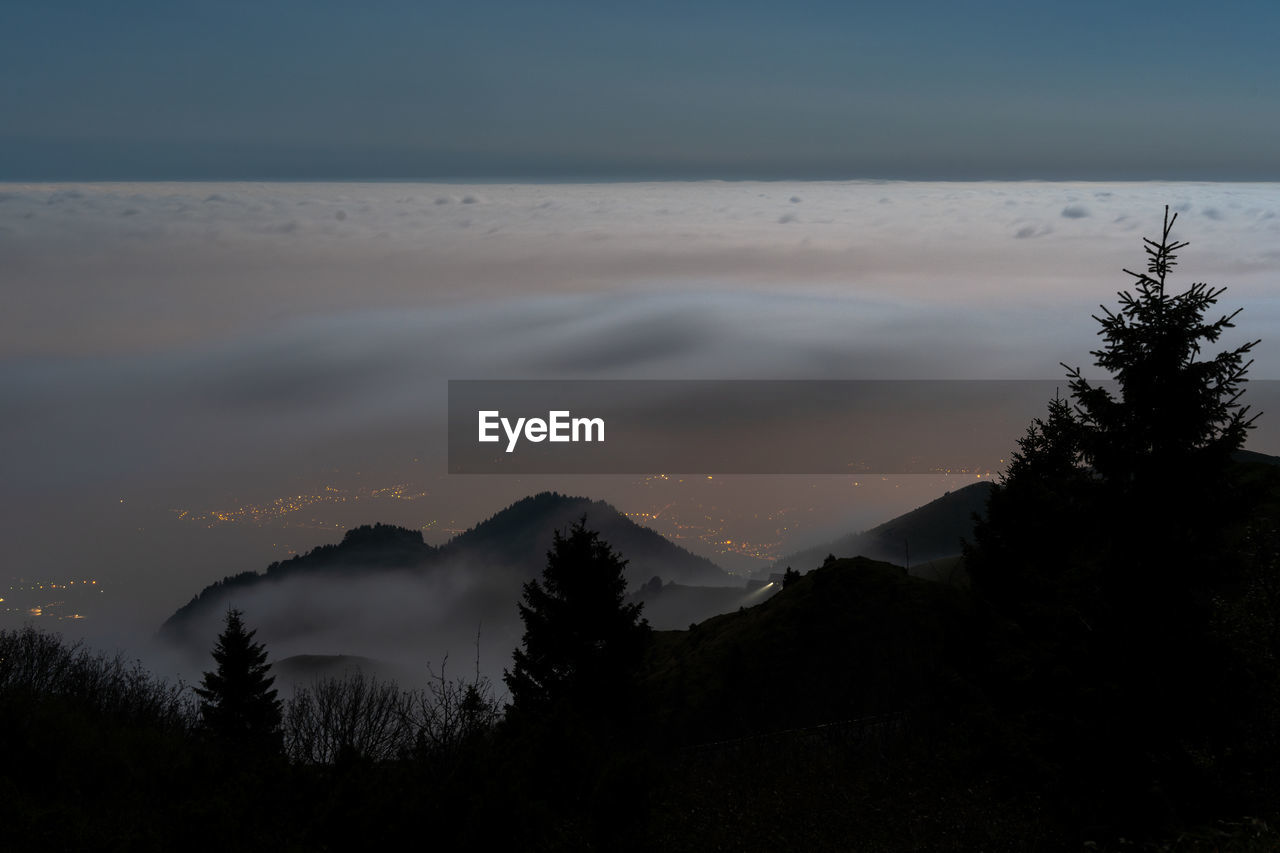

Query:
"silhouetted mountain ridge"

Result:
[[160, 492, 732, 645], [162, 523, 437, 638], [438, 492, 729, 585], [265, 523, 436, 578]]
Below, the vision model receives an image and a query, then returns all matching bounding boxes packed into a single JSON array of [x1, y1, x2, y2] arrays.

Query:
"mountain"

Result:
[[436, 492, 731, 587], [160, 522, 437, 643], [775, 481, 994, 574], [776, 454, 1280, 577], [159, 492, 734, 658]]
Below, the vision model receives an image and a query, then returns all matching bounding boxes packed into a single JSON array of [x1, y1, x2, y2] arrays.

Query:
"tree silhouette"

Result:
[[196, 608, 283, 750], [973, 207, 1259, 609], [967, 208, 1264, 824], [504, 518, 650, 717], [1066, 206, 1258, 487], [967, 391, 1097, 617]]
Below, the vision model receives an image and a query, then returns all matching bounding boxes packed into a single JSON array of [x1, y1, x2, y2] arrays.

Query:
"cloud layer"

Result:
[[4, 180, 1279, 665]]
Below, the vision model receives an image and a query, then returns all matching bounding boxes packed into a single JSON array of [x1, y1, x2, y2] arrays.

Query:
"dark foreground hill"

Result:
[[0, 552, 1039, 852], [643, 556, 978, 744], [776, 480, 994, 573], [13, 473, 1280, 851], [632, 556, 1050, 850]]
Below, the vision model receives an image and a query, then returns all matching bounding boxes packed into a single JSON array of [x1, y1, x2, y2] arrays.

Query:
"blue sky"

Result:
[[3, 1, 1278, 178]]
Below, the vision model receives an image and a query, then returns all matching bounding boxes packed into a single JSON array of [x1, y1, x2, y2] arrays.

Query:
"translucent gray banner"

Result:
[[447, 379, 1277, 474]]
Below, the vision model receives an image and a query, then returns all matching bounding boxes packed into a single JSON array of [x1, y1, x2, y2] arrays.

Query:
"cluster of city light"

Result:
[[174, 483, 428, 528], [7, 579, 98, 591], [3, 578, 101, 622], [625, 506, 785, 562]]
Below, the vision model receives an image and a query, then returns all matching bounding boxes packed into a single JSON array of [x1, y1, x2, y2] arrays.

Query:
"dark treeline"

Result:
[[5, 209, 1280, 850]]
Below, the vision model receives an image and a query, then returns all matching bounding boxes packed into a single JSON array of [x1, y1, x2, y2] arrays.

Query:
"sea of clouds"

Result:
[[3, 181, 1279, 675]]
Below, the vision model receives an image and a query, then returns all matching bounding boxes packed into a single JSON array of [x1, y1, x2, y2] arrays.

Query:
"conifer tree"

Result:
[[196, 608, 283, 750], [967, 207, 1264, 822], [1065, 206, 1258, 489], [504, 519, 650, 716], [1068, 210, 1259, 619], [968, 392, 1096, 616], [973, 206, 1259, 611]]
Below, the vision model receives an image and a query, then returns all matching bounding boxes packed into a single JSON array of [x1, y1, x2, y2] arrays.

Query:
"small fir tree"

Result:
[[504, 519, 650, 716], [196, 608, 283, 750]]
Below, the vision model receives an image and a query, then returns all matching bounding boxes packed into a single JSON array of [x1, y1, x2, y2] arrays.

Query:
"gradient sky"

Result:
[[3, 0, 1279, 179]]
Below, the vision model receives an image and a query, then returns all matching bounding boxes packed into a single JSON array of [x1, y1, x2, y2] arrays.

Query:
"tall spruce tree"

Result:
[[1064, 207, 1259, 600], [1066, 206, 1258, 488], [973, 207, 1258, 619], [196, 608, 283, 750], [504, 519, 650, 717], [967, 207, 1263, 825]]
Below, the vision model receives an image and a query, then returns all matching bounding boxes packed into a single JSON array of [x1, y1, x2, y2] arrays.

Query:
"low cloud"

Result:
[[158, 562, 516, 692], [1015, 222, 1052, 239]]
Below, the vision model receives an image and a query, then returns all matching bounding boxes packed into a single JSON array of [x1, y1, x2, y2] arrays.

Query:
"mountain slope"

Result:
[[776, 481, 994, 573]]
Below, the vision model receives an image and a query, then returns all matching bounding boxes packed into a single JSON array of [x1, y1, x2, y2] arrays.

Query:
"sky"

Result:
[[2, 1, 1279, 180]]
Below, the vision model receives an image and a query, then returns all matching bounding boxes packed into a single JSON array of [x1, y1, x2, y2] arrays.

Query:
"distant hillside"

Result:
[[629, 579, 772, 631], [266, 523, 437, 578], [776, 481, 994, 573], [160, 492, 732, 649], [777, 456, 1280, 576], [160, 522, 437, 643], [1234, 448, 1280, 467]]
